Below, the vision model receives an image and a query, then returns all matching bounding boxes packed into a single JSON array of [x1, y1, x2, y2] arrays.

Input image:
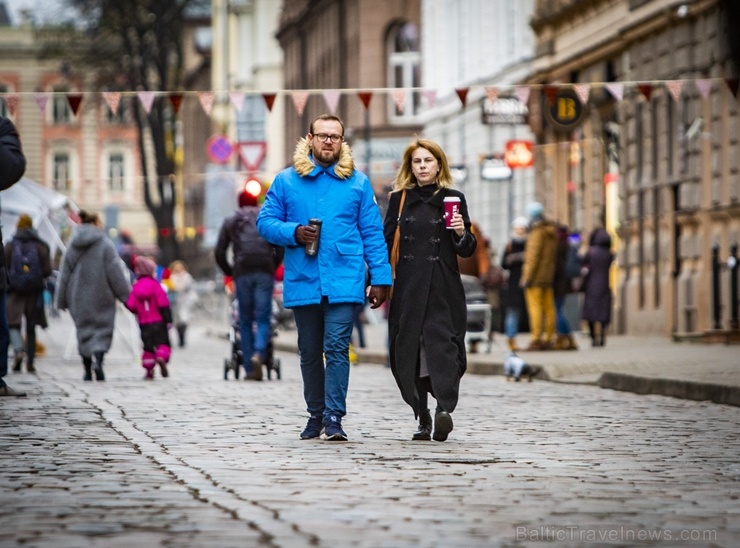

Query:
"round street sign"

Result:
[[207, 135, 234, 164]]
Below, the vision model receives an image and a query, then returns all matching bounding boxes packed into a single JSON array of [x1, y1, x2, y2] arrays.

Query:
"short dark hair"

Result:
[[309, 114, 344, 136], [79, 210, 100, 225]]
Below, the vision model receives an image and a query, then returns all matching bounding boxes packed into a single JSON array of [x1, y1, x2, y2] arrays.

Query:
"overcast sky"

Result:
[[3, 0, 77, 25]]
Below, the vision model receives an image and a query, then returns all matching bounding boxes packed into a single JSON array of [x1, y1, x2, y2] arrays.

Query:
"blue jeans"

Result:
[[293, 299, 354, 422], [555, 295, 572, 335], [234, 272, 274, 374], [0, 290, 8, 387], [504, 308, 520, 339]]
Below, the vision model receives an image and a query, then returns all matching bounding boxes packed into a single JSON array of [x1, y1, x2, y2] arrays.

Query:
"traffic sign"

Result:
[[237, 141, 267, 172], [206, 135, 234, 164]]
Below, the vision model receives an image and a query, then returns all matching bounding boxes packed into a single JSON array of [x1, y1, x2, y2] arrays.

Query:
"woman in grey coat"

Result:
[[56, 211, 131, 381]]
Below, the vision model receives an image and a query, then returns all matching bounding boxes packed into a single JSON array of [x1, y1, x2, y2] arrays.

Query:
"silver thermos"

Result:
[[305, 218, 322, 256]]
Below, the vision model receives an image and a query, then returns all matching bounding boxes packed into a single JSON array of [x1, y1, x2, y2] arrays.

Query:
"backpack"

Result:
[[564, 244, 582, 280], [230, 208, 276, 268], [9, 239, 45, 292]]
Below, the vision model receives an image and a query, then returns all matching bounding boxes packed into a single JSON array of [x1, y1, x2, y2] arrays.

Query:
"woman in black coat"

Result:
[[581, 227, 614, 346], [384, 138, 477, 442]]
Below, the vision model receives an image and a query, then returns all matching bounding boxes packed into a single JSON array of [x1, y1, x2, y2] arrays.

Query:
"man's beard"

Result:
[[312, 145, 340, 165]]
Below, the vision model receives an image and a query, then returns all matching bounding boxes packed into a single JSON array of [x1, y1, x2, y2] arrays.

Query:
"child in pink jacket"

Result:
[[126, 256, 172, 379]]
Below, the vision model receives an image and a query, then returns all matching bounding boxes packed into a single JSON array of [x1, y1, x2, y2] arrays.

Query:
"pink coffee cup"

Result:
[[443, 196, 460, 229]]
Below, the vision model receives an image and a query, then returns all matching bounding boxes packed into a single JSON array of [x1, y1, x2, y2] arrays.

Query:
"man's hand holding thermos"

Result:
[[296, 218, 322, 255]]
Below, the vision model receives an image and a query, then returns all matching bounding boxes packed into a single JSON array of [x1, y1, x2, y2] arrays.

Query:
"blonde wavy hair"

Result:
[[392, 138, 454, 192]]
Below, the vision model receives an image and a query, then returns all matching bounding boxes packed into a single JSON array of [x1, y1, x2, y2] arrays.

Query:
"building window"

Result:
[[387, 21, 421, 120], [53, 88, 71, 124], [53, 152, 71, 190], [236, 95, 265, 141], [109, 153, 125, 191]]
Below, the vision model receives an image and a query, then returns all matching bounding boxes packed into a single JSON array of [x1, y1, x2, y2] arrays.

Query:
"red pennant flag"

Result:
[[725, 78, 739, 98], [67, 93, 83, 116], [169, 93, 184, 114], [455, 88, 469, 109], [637, 83, 652, 101], [358, 91, 373, 110], [263, 93, 277, 112], [544, 86, 559, 106]]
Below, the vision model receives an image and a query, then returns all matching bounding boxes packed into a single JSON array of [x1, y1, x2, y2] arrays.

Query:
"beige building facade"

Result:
[[529, 0, 739, 338]]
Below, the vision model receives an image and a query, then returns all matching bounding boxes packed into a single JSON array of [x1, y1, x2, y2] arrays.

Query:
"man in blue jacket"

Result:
[[257, 114, 391, 441]]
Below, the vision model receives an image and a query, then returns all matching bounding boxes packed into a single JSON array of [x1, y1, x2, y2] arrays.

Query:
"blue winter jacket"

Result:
[[257, 138, 392, 308]]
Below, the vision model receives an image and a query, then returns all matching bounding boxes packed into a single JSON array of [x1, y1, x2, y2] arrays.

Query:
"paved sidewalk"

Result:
[[271, 315, 740, 407]]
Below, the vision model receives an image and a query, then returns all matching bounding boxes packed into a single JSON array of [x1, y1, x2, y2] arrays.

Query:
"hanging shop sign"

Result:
[[481, 97, 528, 125], [544, 88, 586, 132]]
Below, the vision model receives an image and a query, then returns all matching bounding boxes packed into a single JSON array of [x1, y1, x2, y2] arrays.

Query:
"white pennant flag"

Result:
[[695, 79, 712, 100], [665, 81, 682, 103], [422, 89, 437, 108], [34, 92, 49, 113], [391, 89, 406, 113], [291, 91, 309, 116], [197, 92, 214, 116], [574, 83, 591, 105], [137, 91, 156, 113], [103, 92, 121, 116], [322, 90, 341, 114], [229, 92, 245, 112], [514, 86, 530, 106], [605, 83, 624, 101]]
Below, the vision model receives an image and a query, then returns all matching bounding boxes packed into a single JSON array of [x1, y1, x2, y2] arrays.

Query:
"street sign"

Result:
[[504, 140, 534, 168], [480, 155, 512, 181], [206, 135, 234, 165], [481, 97, 528, 125], [237, 141, 267, 172]]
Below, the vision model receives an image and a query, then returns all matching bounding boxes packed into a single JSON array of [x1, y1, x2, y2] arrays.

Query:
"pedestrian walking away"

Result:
[[581, 226, 614, 347], [216, 187, 284, 381], [5, 213, 53, 374], [552, 223, 579, 350], [520, 202, 558, 351], [126, 256, 173, 379], [257, 114, 391, 442], [167, 260, 197, 348], [55, 210, 132, 381], [501, 216, 529, 352], [383, 138, 477, 442], [0, 115, 29, 397]]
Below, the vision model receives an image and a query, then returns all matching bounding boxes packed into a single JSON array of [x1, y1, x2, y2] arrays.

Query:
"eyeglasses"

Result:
[[312, 133, 343, 143]]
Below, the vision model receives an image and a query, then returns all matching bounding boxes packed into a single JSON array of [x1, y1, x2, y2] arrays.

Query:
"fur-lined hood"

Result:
[[292, 137, 355, 179]]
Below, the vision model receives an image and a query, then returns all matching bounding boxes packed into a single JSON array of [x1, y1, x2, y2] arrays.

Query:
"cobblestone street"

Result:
[[1, 315, 739, 547]]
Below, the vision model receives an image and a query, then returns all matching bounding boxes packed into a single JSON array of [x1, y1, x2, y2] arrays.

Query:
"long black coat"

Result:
[[383, 186, 476, 416], [581, 228, 614, 324]]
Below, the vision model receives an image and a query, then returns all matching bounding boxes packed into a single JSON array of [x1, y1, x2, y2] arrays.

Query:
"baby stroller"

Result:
[[223, 299, 281, 380], [460, 274, 492, 353]]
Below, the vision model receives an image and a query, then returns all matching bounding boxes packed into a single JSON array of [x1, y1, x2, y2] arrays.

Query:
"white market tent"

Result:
[[0, 177, 75, 258]]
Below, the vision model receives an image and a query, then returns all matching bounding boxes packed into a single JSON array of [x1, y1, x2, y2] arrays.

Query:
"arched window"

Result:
[[387, 21, 421, 121]]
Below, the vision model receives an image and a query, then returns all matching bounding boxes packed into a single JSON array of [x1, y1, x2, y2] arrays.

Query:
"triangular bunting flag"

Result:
[[4, 94, 19, 117], [229, 92, 245, 112], [138, 91, 156, 114], [34, 92, 49, 113], [66, 93, 83, 116], [574, 83, 590, 105], [422, 89, 437, 108], [290, 91, 309, 116], [695, 79, 712, 100], [514, 86, 530, 106], [197, 92, 214, 116], [169, 93, 184, 114], [262, 93, 277, 112], [322, 90, 341, 114], [544, 86, 558, 106], [637, 83, 652, 101], [605, 83, 624, 101], [455, 87, 469, 109], [484, 87, 498, 102], [391, 89, 406, 113], [665, 81, 682, 103], [103, 91, 121, 116], [358, 91, 373, 110], [725, 78, 739, 98]]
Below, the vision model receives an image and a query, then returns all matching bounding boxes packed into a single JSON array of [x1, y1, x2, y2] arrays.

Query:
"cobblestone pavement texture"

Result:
[[1, 308, 739, 547]]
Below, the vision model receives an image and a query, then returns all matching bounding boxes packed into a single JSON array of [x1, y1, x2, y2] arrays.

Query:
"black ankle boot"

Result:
[[83, 358, 93, 381], [412, 409, 432, 441], [433, 410, 454, 442], [93, 352, 105, 381]]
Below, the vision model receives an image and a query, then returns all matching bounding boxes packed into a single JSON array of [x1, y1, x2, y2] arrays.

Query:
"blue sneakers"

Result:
[[322, 415, 348, 441], [300, 415, 323, 440]]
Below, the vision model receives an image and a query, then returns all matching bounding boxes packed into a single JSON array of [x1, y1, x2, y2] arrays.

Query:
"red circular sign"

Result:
[[207, 135, 233, 164]]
